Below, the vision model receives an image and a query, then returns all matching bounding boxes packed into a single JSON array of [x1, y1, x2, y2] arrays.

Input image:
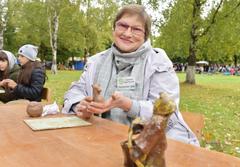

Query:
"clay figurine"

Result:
[[76, 84, 104, 120], [90, 84, 105, 117], [121, 92, 176, 167], [92, 84, 104, 102], [26, 101, 43, 117]]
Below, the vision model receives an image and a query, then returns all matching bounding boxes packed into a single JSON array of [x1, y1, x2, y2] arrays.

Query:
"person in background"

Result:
[[62, 4, 199, 146], [0, 44, 46, 103], [0, 50, 20, 102], [0, 50, 20, 82]]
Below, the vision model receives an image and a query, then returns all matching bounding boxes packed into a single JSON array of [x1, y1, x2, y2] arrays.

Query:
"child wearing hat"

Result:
[[0, 44, 46, 103], [0, 50, 20, 103]]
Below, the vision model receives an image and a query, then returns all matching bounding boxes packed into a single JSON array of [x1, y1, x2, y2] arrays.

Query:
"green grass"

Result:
[[178, 73, 240, 157], [45, 70, 240, 157], [45, 70, 82, 103]]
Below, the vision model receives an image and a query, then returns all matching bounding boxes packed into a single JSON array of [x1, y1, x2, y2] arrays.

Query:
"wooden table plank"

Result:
[[0, 104, 239, 167]]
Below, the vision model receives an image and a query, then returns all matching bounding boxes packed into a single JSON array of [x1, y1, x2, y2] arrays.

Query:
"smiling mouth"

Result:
[[120, 37, 133, 44]]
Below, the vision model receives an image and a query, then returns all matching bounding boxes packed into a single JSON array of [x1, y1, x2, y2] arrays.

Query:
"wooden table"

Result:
[[0, 104, 239, 167]]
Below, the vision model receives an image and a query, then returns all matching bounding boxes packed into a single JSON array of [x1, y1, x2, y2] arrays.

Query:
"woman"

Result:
[[0, 50, 20, 102], [62, 4, 199, 146], [1, 44, 46, 103]]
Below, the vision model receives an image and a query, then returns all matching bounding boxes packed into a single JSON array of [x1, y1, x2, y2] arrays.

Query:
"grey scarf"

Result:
[[94, 40, 152, 124]]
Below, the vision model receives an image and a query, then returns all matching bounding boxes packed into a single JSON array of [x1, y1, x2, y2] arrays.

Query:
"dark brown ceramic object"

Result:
[[121, 93, 176, 167], [26, 102, 43, 117]]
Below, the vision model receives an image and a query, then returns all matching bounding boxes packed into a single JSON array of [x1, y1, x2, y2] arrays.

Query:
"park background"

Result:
[[0, 0, 239, 158]]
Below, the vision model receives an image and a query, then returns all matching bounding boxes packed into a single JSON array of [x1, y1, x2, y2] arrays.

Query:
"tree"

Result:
[[185, 0, 225, 84], [155, 0, 240, 84], [154, 0, 191, 63], [46, 0, 63, 74], [78, 0, 118, 63], [58, 1, 85, 62], [6, 0, 49, 52], [0, 0, 7, 49], [200, 0, 240, 65]]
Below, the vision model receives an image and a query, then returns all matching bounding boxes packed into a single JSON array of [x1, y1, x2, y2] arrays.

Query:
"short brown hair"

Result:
[[113, 4, 151, 41]]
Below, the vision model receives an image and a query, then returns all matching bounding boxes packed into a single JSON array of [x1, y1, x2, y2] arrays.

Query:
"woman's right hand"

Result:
[[75, 96, 93, 120], [87, 91, 132, 114]]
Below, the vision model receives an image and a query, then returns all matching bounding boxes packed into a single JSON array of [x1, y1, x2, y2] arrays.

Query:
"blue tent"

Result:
[[74, 61, 85, 70]]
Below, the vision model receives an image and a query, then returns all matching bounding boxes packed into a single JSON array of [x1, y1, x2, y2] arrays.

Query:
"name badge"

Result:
[[117, 76, 136, 90]]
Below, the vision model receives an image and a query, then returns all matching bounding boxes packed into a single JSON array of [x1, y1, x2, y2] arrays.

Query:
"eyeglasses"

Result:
[[115, 22, 145, 36]]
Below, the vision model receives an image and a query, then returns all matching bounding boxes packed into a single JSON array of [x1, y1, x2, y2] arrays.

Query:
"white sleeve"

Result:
[[138, 68, 179, 121], [61, 59, 95, 114], [128, 49, 180, 121]]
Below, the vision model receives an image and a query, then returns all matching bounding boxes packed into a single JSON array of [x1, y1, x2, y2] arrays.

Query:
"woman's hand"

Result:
[[0, 79, 17, 89], [75, 96, 93, 119], [0, 80, 8, 87], [88, 91, 132, 114]]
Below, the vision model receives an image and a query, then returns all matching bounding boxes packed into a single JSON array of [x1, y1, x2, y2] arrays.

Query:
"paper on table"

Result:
[[24, 116, 91, 131]]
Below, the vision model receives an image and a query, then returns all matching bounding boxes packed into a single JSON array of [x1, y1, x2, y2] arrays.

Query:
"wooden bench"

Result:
[[41, 87, 52, 103], [181, 111, 205, 140], [4, 88, 52, 104]]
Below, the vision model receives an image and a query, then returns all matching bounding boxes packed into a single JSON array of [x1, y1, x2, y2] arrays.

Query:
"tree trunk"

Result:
[[83, 48, 88, 64], [185, 0, 200, 84], [185, 0, 225, 84], [0, 2, 4, 50], [186, 66, 195, 84], [48, 10, 59, 74], [186, 26, 197, 84], [71, 54, 74, 70], [233, 55, 237, 67], [0, 29, 3, 49]]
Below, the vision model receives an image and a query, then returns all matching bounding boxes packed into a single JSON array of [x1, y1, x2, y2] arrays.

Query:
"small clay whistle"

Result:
[[26, 101, 43, 117], [92, 84, 104, 102]]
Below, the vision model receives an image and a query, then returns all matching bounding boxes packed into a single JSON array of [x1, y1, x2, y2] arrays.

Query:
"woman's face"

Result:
[[113, 14, 145, 53], [18, 55, 29, 66], [0, 60, 8, 71]]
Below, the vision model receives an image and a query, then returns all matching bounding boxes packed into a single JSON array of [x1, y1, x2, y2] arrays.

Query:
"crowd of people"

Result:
[[173, 63, 240, 75], [216, 65, 240, 75]]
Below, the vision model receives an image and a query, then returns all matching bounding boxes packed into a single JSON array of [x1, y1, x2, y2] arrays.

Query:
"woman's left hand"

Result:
[[87, 91, 132, 114]]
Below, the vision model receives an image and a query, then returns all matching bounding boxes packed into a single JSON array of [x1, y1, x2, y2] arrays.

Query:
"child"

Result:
[[0, 50, 20, 103], [0, 50, 20, 82], [0, 44, 46, 103]]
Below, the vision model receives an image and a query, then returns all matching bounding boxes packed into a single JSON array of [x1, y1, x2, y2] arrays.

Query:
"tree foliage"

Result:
[[154, 0, 192, 62], [200, 0, 240, 64], [1, 0, 240, 77], [154, 0, 240, 84], [2, 0, 118, 66]]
